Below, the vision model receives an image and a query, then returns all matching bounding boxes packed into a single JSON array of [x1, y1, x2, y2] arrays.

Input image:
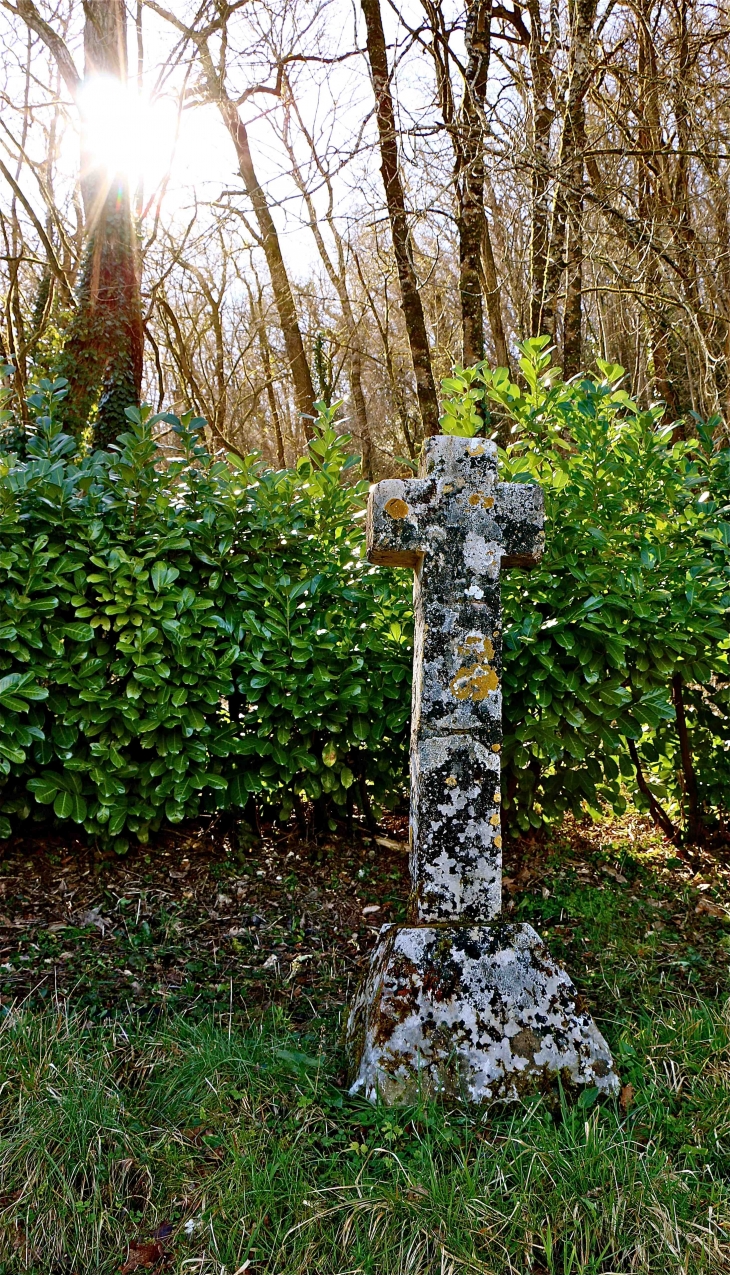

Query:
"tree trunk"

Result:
[[460, 0, 509, 368], [526, 0, 558, 337], [67, 1, 142, 446], [480, 207, 509, 368], [457, 0, 486, 367], [627, 738, 679, 844], [58, 196, 143, 447], [14, 0, 143, 447], [635, 1, 680, 418], [214, 95, 316, 436], [145, 0, 316, 440], [559, 0, 598, 376], [360, 0, 440, 436]]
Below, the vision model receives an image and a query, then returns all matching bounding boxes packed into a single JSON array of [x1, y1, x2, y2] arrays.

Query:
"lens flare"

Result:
[[77, 74, 179, 191]]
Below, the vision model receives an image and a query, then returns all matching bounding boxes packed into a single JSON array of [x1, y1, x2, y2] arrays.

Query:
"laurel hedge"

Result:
[[0, 385, 411, 851], [1, 341, 729, 850], [442, 339, 730, 840]]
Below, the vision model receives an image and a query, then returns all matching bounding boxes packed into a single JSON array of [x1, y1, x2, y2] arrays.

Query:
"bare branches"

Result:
[[3, 0, 730, 466], [0, 156, 74, 304], [3, 0, 81, 99]]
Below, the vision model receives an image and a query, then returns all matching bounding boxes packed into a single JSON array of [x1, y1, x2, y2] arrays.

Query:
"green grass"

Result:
[[0, 996, 728, 1274], [1, 818, 729, 1273]]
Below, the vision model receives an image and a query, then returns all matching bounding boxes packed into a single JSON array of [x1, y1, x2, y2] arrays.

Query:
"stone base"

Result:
[[346, 923, 619, 1104]]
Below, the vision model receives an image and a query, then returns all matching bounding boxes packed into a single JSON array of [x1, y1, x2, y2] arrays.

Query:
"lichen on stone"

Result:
[[346, 923, 619, 1105]]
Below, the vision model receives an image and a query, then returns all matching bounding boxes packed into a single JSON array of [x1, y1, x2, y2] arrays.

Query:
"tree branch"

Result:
[[627, 738, 680, 845], [2, 0, 81, 99], [0, 157, 75, 305]]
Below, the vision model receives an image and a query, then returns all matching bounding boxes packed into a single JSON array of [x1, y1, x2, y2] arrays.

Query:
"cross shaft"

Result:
[[367, 436, 544, 922]]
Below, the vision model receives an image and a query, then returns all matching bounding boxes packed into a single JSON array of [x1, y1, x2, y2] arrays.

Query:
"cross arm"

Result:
[[495, 481, 545, 570], [366, 478, 434, 566]]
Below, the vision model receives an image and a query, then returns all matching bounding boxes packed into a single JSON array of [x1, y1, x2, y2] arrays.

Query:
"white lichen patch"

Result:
[[417, 736, 501, 776], [463, 532, 503, 580], [419, 847, 501, 919], [411, 737, 502, 922]]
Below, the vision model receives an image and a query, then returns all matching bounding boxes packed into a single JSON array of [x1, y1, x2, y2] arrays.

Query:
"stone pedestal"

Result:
[[346, 923, 618, 1103]]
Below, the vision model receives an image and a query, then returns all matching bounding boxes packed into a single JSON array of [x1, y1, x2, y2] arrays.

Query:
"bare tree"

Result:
[[279, 84, 374, 475], [146, 0, 317, 436], [360, 0, 440, 436]]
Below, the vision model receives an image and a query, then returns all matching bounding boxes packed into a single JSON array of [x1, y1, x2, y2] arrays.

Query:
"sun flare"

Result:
[[77, 74, 182, 197]]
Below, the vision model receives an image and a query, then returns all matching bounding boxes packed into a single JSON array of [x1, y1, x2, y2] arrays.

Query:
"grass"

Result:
[[0, 998, 728, 1273], [0, 816, 729, 1273]]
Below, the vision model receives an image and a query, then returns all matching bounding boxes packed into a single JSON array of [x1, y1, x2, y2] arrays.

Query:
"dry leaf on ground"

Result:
[[695, 897, 728, 919], [119, 1240, 165, 1273]]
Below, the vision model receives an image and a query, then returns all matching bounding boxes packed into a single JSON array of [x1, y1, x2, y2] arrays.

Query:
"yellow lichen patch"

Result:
[[494, 835, 502, 848], [468, 443, 485, 455], [468, 492, 495, 509], [494, 791, 501, 803], [490, 812, 500, 825], [449, 663, 499, 701], [384, 498, 409, 519], [445, 775, 458, 788], [492, 743, 501, 752], [458, 634, 495, 660], [450, 633, 499, 700]]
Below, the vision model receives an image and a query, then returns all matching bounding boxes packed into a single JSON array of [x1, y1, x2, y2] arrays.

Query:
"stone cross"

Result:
[[367, 434, 543, 924], [346, 434, 618, 1105]]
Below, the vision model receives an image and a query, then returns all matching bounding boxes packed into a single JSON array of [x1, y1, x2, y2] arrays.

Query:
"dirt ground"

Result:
[[1, 812, 729, 1032]]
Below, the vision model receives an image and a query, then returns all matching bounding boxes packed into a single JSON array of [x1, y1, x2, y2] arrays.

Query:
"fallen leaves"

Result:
[[620, 1083, 634, 1113], [119, 1224, 173, 1272], [119, 1240, 164, 1272], [695, 897, 728, 920], [603, 867, 628, 884], [77, 907, 113, 934]]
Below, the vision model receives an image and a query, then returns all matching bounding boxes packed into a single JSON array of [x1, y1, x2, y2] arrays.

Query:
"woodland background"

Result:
[[1, 0, 729, 471]]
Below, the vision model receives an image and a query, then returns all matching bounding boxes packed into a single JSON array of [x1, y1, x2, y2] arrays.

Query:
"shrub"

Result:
[[0, 385, 411, 850], [2, 341, 729, 850], [441, 339, 730, 839]]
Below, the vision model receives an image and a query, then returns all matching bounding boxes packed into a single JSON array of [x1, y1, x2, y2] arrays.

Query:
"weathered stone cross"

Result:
[[346, 435, 618, 1104]]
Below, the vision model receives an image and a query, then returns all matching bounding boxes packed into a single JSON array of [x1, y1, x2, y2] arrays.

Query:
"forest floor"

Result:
[[0, 813, 729, 1274]]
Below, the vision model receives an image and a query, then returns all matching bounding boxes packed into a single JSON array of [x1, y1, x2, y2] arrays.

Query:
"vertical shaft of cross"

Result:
[[367, 435, 544, 925]]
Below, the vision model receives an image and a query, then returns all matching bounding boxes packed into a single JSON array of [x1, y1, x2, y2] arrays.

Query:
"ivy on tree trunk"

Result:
[[57, 191, 143, 448]]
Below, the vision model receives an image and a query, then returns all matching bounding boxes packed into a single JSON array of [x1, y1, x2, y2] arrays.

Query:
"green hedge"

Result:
[[2, 341, 729, 850], [0, 387, 411, 850]]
